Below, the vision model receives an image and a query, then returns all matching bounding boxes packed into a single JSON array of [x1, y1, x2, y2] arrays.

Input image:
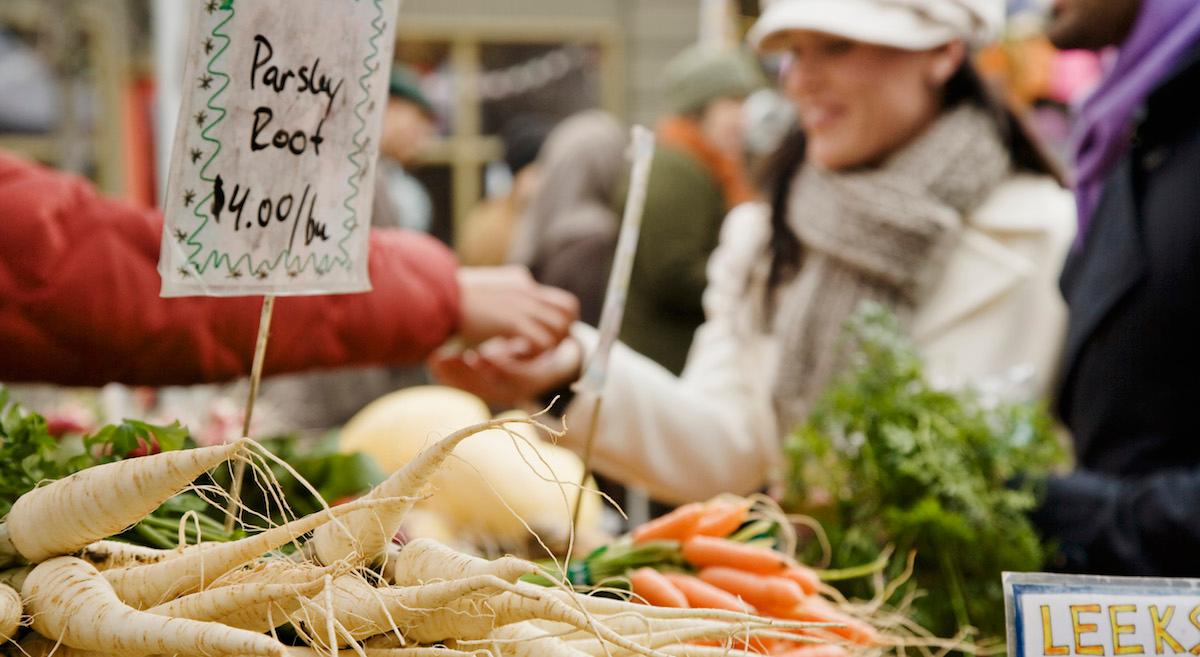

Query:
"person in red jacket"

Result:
[[0, 150, 577, 386]]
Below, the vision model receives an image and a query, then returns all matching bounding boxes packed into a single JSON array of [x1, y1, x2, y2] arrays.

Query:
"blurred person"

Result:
[[373, 66, 437, 233], [429, 0, 1075, 504], [0, 149, 577, 388], [622, 47, 765, 374], [1027, 0, 1200, 575], [458, 115, 553, 267], [508, 110, 628, 327]]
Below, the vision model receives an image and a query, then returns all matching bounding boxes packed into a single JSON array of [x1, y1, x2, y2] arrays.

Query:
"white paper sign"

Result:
[[160, 0, 398, 297], [1005, 573, 1200, 657]]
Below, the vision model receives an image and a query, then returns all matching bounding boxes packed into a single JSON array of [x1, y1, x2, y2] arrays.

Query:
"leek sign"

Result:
[[1005, 573, 1200, 657]]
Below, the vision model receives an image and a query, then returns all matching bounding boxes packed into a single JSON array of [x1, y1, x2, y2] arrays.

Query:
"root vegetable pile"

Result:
[[1, 417, 827, 657]]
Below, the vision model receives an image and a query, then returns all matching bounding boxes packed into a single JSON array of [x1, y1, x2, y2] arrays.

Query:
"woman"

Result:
[[432, 0, 1075, 504]]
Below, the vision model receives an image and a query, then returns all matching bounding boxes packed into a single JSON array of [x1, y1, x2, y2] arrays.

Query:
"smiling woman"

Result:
[[430, 0, 1078, 506]]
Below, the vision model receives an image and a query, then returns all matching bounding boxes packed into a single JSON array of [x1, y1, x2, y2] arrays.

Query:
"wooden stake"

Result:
[[571, 126, 656, 532], [224, 294, 275, 532]]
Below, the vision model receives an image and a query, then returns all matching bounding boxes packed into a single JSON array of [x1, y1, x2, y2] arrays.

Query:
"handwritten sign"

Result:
[[159, 0, 399, 297], [1005, 573, 1200, 657]]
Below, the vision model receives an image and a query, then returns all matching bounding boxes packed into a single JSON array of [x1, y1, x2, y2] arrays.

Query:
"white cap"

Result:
[[749, 0, 1005, 52]]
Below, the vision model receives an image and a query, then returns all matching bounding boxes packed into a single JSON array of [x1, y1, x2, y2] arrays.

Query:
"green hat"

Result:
[[660, 46, 766, 116], [388, 65, 435, 118]]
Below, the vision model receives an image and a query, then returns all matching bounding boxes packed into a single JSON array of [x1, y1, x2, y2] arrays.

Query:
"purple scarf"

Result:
[[1072, 0, 1200, 240]]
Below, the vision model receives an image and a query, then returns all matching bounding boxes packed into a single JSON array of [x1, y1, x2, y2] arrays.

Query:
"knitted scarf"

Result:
[[767, 105, 1012, 432]]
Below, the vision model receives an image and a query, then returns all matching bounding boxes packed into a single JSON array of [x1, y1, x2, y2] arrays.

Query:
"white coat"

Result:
[[560, 174, 1076, 505]]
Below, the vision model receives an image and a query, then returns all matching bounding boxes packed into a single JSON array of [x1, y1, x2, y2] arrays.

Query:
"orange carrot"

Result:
[[682, 535, 791, 574], [629, 567, 689, 608], [661, 573, 757, 613], [698, 567, 805, 610], [632, 503, 706, 544], [767, 598, 879, 646], [772, 644, 851, 657], [689, 502, 750, 539], [782, 565, 821, 596]]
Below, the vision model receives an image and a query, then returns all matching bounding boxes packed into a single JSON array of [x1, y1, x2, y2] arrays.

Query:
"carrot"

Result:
[[630, 567, 690, 608], [105, 495, 413, 609], [682, 536, 791, 575], [697, 567, 805, 610], [661, 573, 756, 613], [632, 503, 706, 544], [20, 556, 288, 657], [689, 502, 750, 539], [782, 566, 821, 596], [772, 644, 850, 657], [767, 599, 879, 646], [388, 537, 536, 586], [309, 416, 538, 566], [0, 441, 246, 565], [0, 583, 20, 642]]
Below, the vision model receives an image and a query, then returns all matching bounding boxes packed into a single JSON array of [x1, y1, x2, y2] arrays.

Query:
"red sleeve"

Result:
[[0, 151, 460, 386]]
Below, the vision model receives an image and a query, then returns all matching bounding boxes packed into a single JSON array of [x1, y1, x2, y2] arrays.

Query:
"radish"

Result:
[[0, 582, 21, 642], [20, 556, 289, 657], [105, 495, 415, 609], [0, 441, 247, 565]]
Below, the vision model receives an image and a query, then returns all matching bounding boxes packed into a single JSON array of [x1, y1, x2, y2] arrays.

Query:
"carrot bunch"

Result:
[[625, 499, 880, 657]]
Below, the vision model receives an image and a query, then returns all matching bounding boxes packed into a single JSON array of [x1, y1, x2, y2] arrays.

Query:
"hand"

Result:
[[455, 266, 579, 356], [428, 336, 584, 408]]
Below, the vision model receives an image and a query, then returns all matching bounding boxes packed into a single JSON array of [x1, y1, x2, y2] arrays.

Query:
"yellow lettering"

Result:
[[1073, 604, 1105, 656], [1151, 605, 1186, 654], [1042, 605, 1070, 656], [1188, 605, 1200, 655], [1111, 604, 1144, 655]]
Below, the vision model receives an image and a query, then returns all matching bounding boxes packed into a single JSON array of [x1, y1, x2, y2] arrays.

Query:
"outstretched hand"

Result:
[[455, 266, 578, 356], [428, 336, 584, 408]]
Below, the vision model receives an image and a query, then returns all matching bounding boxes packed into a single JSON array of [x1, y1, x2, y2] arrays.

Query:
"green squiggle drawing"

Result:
[[336, 0, 387, 274], [181, 1, 385, 285]]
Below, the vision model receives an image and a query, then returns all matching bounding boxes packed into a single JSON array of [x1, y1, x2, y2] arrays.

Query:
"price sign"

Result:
[[159, 0, 399, 297], [1005, 572, 1200, 657]]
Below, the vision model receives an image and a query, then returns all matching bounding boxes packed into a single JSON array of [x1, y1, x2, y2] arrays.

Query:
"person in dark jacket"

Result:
[[1032, 0, 1200, 575], [620, 47, 764, 375]]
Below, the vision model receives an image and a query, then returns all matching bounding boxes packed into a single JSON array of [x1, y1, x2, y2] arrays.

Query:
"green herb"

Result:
[[783, 304, 1064, 642], [0, 386, 236, 547]]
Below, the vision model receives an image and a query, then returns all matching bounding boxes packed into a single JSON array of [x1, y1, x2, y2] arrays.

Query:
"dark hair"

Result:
[[757, 61, 1064, 303]]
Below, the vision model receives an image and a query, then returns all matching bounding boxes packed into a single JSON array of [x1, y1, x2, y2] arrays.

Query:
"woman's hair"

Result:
[[757, 60, 1064, 299]]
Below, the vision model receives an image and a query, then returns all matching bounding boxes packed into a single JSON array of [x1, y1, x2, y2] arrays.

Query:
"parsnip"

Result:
[[388, 539, 536, 587], [148, 579, 325, 632], [0, 441, 246, 565], [21, 557, 288, 657], [106, 495, 413, 608], [1, 582, 22, 642]]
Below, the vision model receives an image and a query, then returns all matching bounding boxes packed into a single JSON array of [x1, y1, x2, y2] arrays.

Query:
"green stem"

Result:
[[938, 546, 971, 631], [133, 523, 176, 550], [815, 552, 890, 582]]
